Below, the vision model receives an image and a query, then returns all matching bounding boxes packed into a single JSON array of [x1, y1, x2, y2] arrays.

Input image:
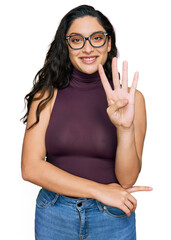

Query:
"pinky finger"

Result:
[[120, 204, 131, 217], [130, 71, 139, 95]]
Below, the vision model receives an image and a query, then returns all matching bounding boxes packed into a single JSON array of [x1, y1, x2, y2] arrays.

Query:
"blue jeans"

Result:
[[35, 188, 136, 240]]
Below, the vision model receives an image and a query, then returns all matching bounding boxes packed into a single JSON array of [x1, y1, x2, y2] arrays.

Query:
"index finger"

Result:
[[127, 186, 153, 193], [98, 64, 112, 96]]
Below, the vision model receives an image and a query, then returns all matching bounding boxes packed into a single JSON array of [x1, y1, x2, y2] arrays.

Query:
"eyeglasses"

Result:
[[66, 31, 109, 50]]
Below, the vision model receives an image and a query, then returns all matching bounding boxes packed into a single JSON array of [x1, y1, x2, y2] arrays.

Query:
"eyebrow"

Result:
[[68, 31, 105, 36], [69, 32, 81, 36]]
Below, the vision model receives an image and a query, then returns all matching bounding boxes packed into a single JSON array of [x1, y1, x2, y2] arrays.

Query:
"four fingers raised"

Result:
[[98, 57, 139, 94]]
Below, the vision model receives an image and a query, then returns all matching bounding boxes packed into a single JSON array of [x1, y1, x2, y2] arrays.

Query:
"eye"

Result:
[[93, 36, 102, 41], [72, 38, 82, 43], [70, 35, 83, 44], [91, 33, 105, 42]]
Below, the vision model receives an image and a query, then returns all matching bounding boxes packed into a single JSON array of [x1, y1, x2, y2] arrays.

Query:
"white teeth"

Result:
[[82, 57, 96, 60]]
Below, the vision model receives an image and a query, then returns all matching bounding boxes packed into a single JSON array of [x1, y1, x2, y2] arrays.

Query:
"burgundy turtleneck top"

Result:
[[45, 67, 118, 184]]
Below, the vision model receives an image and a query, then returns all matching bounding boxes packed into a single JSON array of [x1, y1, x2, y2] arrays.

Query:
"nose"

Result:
[[82, 39, 94, 53]]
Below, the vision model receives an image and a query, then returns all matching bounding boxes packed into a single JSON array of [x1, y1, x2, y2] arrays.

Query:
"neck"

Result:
[[69, 67, 102, 89]]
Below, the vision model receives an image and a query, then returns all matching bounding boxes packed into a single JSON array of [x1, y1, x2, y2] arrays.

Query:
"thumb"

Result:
[[107, 99, 128, 112], [127, 186, 153, 194]]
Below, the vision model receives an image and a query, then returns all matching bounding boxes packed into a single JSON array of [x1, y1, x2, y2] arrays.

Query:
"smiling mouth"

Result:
[[80, 56, 98, 64]]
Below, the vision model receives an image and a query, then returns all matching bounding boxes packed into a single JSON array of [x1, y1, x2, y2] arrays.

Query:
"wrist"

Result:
[[117, 123, 134, 135], [89, 182, 106, 200], [116, 124, 135, 146]]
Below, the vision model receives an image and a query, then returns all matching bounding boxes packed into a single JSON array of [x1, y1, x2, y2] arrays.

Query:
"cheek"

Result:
[[100, 48, 109, 64], [68, 49, 79, 63], [68, 54, 75, 66]]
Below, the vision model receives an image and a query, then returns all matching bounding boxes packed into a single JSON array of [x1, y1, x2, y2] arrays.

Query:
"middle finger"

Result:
[[127, 194, 137, 211], [112, 57, 120, 90]]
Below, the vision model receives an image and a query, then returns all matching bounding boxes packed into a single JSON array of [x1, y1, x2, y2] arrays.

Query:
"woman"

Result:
[[21, 5, 152, 240]]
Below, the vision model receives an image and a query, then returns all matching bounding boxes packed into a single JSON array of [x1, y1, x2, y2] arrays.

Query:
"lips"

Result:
[[80, 56, 98, 64]]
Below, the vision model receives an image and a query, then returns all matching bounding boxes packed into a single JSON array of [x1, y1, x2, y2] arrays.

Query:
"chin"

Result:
[[79, 65, 98, 74]]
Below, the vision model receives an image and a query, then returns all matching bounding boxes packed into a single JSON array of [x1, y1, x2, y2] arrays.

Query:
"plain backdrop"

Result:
[[0, 0, 171, 239]]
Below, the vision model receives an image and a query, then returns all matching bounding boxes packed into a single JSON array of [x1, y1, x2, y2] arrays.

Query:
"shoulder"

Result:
[[33, 88, 58, 105], [134, 89, 146, 112], [32, 88, 58, 112], [27, 88, 58, 129], [134, 90, 146, 119], [135, 89, 146, 106], [134, 89, 147, 133]]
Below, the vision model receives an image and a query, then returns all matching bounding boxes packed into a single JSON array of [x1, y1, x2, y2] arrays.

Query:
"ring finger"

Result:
[[124, 199, 134, 212]]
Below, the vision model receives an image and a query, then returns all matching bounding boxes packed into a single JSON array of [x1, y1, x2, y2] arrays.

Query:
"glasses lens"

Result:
[[90, 33, 106, 47], [69, 35, 84, 49]]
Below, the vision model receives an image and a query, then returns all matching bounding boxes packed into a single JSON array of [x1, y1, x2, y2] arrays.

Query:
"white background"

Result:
[[0, 0, 171, 239]]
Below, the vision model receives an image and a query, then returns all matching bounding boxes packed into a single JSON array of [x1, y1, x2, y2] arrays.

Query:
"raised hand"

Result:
[[98, 57, 139, 129]]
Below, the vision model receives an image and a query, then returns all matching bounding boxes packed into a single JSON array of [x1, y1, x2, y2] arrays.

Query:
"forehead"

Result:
[[67, 16, 106, 36]]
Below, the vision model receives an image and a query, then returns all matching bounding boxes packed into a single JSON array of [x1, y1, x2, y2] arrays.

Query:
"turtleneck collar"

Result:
[[69, 67, 102, 89]]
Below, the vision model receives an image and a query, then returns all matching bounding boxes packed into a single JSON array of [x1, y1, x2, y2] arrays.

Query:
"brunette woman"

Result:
[[21, 5, 152, 240]]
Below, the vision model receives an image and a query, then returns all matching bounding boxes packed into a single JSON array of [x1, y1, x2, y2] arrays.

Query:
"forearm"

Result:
[[22, 159, 102, 199], [115, 124, 141, 188]]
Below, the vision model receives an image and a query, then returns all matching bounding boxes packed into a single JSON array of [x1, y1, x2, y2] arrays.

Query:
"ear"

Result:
[[107, 36, 111, 52]]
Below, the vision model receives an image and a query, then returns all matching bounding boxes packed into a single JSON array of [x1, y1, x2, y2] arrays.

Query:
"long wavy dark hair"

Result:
[[21, 5, 118, 129]]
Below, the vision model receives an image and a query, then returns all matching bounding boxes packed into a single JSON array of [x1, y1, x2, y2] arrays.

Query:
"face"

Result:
[[66, 16, 111, 74]]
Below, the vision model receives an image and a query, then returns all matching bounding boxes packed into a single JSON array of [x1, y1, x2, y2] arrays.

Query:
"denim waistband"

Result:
[[41, 188, 104, 212]]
